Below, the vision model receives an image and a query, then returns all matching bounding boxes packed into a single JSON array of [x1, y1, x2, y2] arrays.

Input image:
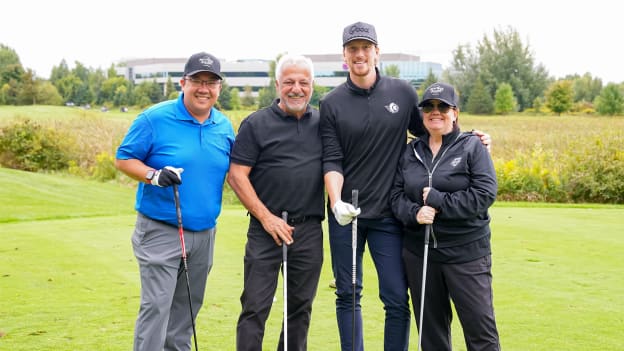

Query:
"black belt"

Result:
[[249, 213, 322, 226], [286, 215, 322, 225]]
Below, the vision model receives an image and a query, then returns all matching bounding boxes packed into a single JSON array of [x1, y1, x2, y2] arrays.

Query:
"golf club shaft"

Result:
[[281, 211, 288, 351], [351, 189, 358, 351], [417, 224, 431, 351], [173, 184, 198, 351]]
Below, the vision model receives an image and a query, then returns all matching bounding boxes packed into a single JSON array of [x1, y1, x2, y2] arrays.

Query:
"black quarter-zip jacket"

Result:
[[390, 128, 497, 256], [320, 69, 423, 218]]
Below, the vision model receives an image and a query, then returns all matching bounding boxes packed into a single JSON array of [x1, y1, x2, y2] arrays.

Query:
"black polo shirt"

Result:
[[230, 99, 325, 219]]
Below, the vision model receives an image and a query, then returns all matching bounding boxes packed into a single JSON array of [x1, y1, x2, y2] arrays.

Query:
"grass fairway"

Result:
[[1, 167, 623, 350]]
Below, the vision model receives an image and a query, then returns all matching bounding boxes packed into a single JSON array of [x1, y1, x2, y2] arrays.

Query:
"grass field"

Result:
[[2, 105, 624, 164], [1, 167, 623, 350]]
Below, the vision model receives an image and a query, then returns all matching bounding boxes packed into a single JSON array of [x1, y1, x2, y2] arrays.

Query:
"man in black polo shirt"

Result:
[[228, 54, 324, 351]]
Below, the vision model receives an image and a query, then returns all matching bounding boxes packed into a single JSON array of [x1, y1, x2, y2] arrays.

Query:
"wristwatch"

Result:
[[145, 169, 156, 184]]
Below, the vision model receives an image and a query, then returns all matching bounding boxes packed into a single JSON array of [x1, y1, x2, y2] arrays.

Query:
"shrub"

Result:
[[563, 134, 624, 203], [0, 119, 75, 171], [495, 145, 568, 202], [91, 151, 118, 181]]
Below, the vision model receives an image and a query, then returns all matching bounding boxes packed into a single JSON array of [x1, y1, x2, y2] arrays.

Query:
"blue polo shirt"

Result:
[[116, 94, 235, 231]]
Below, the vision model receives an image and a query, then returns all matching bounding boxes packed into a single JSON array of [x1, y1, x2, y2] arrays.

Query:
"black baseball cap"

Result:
[[184, 52, 222, 79], [419, 83, 459, 107], [342, 21, 378, 46]]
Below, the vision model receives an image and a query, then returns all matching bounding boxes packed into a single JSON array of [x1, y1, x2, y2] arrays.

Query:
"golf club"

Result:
[[173, 184, 199, 351], [416, 223, 431, 351], [417, 173, 435, 351], [281, 211, 289, 351], [351, 189, 359, 351]]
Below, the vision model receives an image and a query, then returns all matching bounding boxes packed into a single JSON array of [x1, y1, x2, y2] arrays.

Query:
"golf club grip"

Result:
[[352, 189, 358, 208], [424, 224, 431, 245], [173, 184, 188, 260], [173, 184, 182, 228]]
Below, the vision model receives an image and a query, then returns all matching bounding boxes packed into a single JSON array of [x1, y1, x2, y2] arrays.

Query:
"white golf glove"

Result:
[[332, 200, 361, 226], [151, 166, 184, 187]]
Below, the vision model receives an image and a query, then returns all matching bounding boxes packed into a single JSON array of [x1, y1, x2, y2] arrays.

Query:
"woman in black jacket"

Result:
[[390, 82, 500, 351]]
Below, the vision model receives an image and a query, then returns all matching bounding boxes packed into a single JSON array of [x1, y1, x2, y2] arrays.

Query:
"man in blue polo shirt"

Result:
[[228, 54, 324, 351], [115, 52, 235, 351]]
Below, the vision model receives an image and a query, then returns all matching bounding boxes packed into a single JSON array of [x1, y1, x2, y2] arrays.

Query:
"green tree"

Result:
[[135, 80, 164, 104], [49, 59, 71, 85], [89, 68, 106, 105], [107, 64, 118, 79], [55, 74, 83, 104], [0, 44, 24, 86], [100, 76, 132, 106], [69, 61, 95, 105], [258, 56, 279, 109], [240, 85, 255, 108], [164, 77, 177, 98], [0, 44, 24, 105], [383, 64, 400, 78], [35, 81, 63, 105], [532, 96, 545, 113], [569, 72, 603, 103], [113, 85, 130, 107], [16, 69, 39, 104], [447, 26, 550, 111], [465, 79, 494, 114], [595, 83, 624, 115], [417, 69, 438, 98], [216, 79, 231, 110], [494, 82, 517, 114], [0, 83, 9, 104], [72, 61, 90, 82], [0, 80, 20, 105], [310, 84, 328, 109], [16, 69, 62, 106], [444, 44, 480, 108], [545, 80, 574, 115], [229, 88, 241, 110], [257, 87, 274, 109]]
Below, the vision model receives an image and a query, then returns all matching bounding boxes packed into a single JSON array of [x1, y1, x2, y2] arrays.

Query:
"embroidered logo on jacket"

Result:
[[384, 102, 399, 113], [451, 157, 462, 167]]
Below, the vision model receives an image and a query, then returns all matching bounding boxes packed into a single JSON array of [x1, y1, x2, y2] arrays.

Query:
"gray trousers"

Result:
[[132, 213, 215, 351]]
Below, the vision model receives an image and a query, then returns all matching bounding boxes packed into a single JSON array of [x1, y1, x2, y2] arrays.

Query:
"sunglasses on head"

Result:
[[421, 101, 454, 113]]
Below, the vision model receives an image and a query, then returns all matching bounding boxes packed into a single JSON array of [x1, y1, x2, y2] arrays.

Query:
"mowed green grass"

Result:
[[1, 167, 623, 350]]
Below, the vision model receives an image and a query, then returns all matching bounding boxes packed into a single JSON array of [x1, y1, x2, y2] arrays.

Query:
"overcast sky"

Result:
[[2, 0, 622, 84]]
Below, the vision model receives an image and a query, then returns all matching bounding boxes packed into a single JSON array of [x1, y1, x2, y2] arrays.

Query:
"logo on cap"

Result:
[[349, 25, 370, 35], [430, 85, 444, 95], [199, 56, 214, 67]]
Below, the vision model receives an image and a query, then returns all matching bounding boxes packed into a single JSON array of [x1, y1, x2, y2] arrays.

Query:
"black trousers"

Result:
[[404, 248, 500, 351], [236, 218, 323, 351]]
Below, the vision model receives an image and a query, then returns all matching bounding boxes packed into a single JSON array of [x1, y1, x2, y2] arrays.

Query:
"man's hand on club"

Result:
[[332, 200, 361, 226], [151, 166, 184, 187]]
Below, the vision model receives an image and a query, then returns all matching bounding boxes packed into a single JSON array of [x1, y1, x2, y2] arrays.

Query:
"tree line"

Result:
[[1, 27, 623, 115]]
